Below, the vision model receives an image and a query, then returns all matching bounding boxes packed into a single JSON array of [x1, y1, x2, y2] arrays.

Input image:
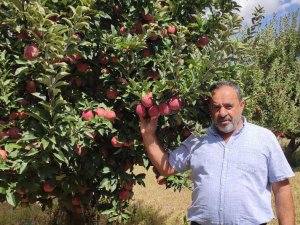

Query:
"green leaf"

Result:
[[19, 162, 28, 174], [15, 66, 29, 76], [5, 143, 22, 151], [102, 167, 111, 174], [0, 187, 6, 194], [31, 93, 47, 101], [53, 151, 68, 165], [6, 192, 16, 207], [99, 178, 109, 189], [41, 138, 49, 149]]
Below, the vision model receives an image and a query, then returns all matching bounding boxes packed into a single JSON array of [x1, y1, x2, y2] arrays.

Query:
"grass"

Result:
[[0, 166, 299, 225]]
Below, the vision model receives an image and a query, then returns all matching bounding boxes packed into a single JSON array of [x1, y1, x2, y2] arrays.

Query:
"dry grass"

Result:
[[129, 166, 191, 225], [130, 166, 300, 225]]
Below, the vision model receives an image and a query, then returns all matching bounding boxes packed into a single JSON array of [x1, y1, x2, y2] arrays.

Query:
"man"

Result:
[[139, 81, 295, 225]]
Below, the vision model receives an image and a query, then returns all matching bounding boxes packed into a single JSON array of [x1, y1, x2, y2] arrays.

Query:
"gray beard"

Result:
[[214, 116, 242, 134]]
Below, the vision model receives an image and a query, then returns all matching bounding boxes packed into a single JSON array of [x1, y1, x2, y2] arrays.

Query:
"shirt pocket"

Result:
[[235, 146, 262, 173]]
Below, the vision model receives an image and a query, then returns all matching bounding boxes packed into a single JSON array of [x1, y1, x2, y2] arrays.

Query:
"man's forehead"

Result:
[[211, 86, 239, 100]]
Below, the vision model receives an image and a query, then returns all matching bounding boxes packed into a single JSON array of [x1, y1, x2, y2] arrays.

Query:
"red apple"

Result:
[[157, 177, 167, 185], [76, 62, 89, 73], [110, 56, 119, 64], [115, 77, 128, 85], [26, 81, 37, 93], [24, 44, 40, 61], [183, 129, 191, 138], [0, 131, 8, 139], [8, 127, 21, 139], [143, 48, 152, 57], [74, 77, 83, 87], [123, 160, 132, 171], [33, 28, 43, 38], [119, 189, 131, 201], [124, 181, 134, 190], [197, 36, 210, 48], [104, 110, 116, 122], [0, 149, 7, 161], [82, 110, 94, 121], [167, 26, 176, 34], [98, 54, 108, 65], [43, 181, 55, 193], [17, 187, 29, 195], [73, 53, 83, 60], [95, 108, 106, 118], [141, 94, 153, 108], [72, 33, 81, 39], [101, 68, 110, 74], [148, 105, 159, 117], [106, 88, 118, 100], [159, 102, 170, 115], [111, 136, 122, 147], [71, 197, 80, 206], [9, 112, 19, 120], [114, 4, 121, 14], [142, 13, 154, 21], [133, 20, 143, 34], [136, 104, 147, 118], [18, 111, 27, 119], [149, 33, 158, 41], [21, 196, 29, 203], [168, 97, 181, 111], [119, 26, 126, 35], [147, 71, 160, 79], [275, 131, 285, 137], [75, 145, 83, 156]]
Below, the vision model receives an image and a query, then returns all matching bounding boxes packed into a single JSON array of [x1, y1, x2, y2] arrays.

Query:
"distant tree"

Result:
[[240, 8, 300, 166]]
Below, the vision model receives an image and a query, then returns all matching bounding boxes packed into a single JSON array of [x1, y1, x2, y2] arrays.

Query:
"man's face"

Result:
[[210, 86, 245, 134]]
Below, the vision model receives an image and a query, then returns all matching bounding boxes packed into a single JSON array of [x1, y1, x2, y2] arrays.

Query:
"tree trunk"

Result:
[[47, 200, 99, 225], [284, 138, 300, 166]]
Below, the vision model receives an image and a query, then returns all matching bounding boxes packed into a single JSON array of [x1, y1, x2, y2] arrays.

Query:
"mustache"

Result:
[[217, 116, 231, 122]]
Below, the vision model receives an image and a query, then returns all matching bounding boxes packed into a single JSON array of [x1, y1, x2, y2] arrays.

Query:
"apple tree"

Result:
[[0, 0, 243, 224], [239, 9, 300, 166]]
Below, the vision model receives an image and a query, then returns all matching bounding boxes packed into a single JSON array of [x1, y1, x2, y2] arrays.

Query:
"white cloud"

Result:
[[235, 0, 300, 23]]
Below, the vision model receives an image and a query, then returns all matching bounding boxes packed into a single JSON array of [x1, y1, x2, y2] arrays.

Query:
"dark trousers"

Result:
[[191, 222, 267, 225]]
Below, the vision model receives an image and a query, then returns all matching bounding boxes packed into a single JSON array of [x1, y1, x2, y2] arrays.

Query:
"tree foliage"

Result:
[[240, 9, 300, 166], [0, 0, 243, 223]]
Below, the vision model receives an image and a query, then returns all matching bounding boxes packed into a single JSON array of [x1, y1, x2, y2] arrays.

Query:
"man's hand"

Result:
[[138, 115, 177, 177], [139, 115, 158, 137]]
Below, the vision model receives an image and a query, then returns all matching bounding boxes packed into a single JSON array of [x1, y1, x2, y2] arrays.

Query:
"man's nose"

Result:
[[219, 107, 227, 117]]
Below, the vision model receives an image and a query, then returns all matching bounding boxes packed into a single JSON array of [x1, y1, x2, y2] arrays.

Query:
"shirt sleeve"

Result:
[[266, 131, 295, 183], [168, 134, 197, 173]]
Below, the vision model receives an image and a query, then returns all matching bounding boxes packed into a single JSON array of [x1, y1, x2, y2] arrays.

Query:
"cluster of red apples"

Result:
[[136, 93, 182, 118]]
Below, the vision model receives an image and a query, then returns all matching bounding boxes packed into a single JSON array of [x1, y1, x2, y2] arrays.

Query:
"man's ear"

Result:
[[240, 99, 245, 109]]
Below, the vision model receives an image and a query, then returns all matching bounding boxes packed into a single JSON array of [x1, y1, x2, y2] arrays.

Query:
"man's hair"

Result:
[[209, 80, 243, 101]]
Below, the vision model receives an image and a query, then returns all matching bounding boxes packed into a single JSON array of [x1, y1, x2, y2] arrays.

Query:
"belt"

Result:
[[191, 223, 267, 225]]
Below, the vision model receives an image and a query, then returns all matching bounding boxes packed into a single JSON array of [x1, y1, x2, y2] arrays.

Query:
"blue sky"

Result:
[[236, 0, 300, 24]]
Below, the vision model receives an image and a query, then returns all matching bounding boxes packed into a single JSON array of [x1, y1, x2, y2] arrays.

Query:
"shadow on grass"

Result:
[[126, 200, 182, 225], [0, 202, 50, 225], [0, 201, 182, 225]]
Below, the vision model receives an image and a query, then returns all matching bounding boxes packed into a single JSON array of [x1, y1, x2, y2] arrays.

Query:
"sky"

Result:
[[235, 0, 300, 24]]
